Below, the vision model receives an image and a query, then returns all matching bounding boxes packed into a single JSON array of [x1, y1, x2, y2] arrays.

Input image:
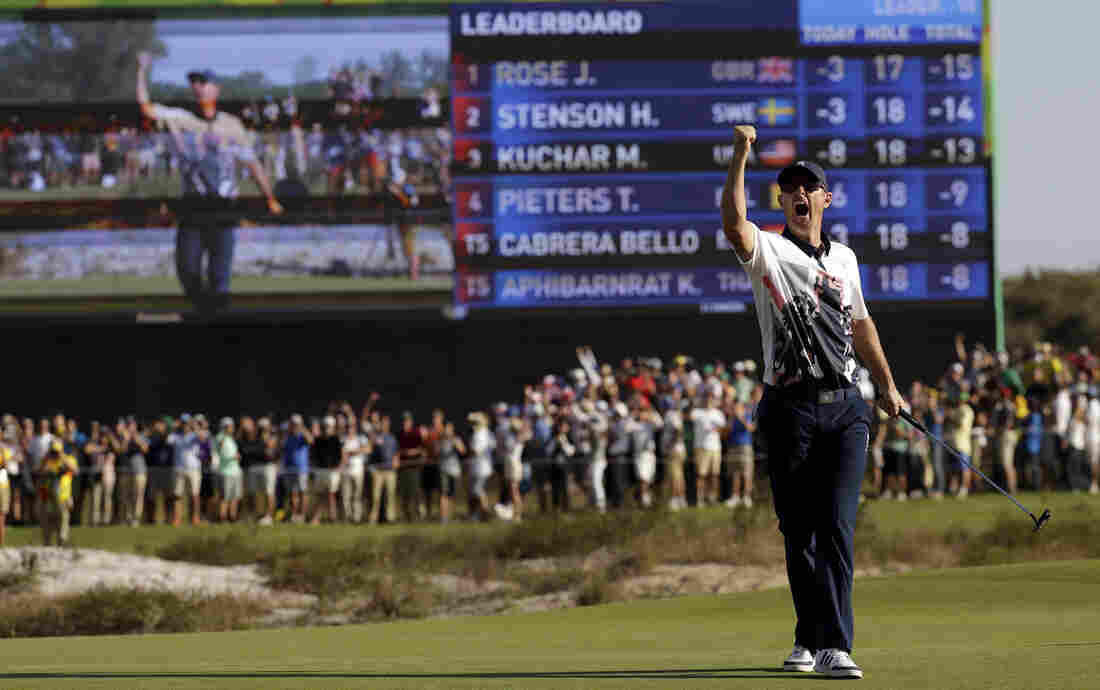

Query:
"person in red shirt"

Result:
[[421, 410, 445, 521], [628, 359, 659, 405], [397, 412, 425, 522]]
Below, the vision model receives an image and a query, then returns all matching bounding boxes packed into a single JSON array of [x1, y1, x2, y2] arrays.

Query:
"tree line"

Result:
[[1004, 270, 1100, 350], [0, 21, 447, 104]]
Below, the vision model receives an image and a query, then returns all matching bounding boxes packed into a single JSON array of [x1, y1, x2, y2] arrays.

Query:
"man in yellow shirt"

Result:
[[943, 393, 975, 499], [38, 441, 78, 545], [0, 440, 11, 546]]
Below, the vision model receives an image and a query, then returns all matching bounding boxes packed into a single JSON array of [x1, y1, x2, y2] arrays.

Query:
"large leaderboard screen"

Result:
[[450, 0, 988, 312]]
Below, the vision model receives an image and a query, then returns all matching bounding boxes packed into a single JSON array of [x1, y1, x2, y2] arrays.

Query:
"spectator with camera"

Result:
[[544, 416, 575, 512], [239, 416, 273, 525], [115, 418, 149, 527]]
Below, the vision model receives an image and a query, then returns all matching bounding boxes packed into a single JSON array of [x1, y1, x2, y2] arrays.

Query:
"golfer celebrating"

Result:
[[721, 125, 905, 680], [137, 51, 283, 314]]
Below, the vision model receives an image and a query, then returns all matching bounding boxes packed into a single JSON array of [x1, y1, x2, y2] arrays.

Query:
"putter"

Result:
[[899, 409, 1052, 532]]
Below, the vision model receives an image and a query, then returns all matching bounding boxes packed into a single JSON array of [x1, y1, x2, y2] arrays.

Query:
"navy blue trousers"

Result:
[[759, 385, 871, 653], [176, 224, 235, 312]]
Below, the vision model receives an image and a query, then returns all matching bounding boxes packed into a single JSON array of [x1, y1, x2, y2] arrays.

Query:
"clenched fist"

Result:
[[733, 124, 756, 154]]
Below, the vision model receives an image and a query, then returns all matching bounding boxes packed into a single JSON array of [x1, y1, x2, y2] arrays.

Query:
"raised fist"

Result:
[[137, 51, 153, 70], [733, 125, 757, 150]]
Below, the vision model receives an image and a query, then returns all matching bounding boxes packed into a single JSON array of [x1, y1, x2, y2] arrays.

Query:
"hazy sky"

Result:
[[993, 2, 1099, 276]]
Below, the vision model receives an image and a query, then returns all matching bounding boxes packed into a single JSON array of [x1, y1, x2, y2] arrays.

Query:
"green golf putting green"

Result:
[[0, 558, 1096, 689]]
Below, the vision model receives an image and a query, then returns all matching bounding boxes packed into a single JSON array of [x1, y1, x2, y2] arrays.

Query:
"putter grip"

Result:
[[899, 409, 927, 434]]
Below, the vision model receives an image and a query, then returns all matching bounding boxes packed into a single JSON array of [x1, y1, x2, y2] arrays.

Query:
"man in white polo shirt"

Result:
[[168, 415, 204, 527], [690, 394, 726, 506], [721, 125, 906, 680]]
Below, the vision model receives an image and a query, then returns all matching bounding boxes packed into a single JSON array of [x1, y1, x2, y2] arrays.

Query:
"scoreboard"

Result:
[[449, 0, 989, 312]]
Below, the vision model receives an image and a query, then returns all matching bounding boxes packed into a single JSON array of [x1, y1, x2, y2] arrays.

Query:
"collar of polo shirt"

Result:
[[781, 226, 830, 260]]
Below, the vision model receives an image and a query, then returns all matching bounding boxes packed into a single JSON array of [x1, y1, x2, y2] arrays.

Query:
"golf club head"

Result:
[[1032, 508, 1052, 532]]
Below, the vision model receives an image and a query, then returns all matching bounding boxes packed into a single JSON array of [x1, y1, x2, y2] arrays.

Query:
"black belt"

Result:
[[770, 383, 862, 405]]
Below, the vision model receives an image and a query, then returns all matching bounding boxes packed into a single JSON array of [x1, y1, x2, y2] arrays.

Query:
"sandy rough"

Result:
[[0, 547, 314, 607], [621, 562, 914, 599], [0, 546, 914, 627]]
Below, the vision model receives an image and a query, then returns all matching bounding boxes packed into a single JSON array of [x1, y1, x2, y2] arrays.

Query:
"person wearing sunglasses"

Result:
[[720, 125, 906, 680], [136, 52, 283, 316]]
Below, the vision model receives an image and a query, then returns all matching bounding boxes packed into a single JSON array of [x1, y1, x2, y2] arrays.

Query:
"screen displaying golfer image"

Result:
[[0, 14, 452, 315]]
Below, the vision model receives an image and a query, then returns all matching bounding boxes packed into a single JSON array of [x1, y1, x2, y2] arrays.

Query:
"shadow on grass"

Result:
[[0, 667, 825, 681]]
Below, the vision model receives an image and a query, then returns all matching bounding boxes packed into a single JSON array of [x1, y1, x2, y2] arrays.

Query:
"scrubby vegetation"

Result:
[[0, 587, 268, 637]]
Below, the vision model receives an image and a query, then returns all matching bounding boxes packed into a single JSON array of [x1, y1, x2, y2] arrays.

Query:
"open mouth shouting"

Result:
[[794, 202, 810, 218]]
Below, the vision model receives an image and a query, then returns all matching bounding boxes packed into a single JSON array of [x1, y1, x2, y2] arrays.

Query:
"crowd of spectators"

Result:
[[0, 337, 1096, 546], [876, 335, 1100, 501]]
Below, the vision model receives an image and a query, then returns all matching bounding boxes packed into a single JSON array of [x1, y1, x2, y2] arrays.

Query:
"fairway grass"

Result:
[[0, 559, 1096, 689]]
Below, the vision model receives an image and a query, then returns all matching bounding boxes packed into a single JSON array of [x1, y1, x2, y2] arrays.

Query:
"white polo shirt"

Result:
[[690, 407, 726, 452], [737, 223, 868, 388]]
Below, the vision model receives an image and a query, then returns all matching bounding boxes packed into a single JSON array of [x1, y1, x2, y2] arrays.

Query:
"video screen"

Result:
[[0, 14, 452, 317]]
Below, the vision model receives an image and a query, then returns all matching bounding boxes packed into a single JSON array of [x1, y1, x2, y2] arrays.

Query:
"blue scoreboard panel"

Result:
[[450, 0, 988, 311]]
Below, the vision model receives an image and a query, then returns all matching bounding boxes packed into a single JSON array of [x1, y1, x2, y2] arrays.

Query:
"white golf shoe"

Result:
[[782, 644, 814, 672], [813, 649, 863, 679]]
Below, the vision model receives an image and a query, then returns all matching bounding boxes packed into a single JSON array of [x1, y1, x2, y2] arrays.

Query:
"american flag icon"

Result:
[[759, 139, 797, 168]]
